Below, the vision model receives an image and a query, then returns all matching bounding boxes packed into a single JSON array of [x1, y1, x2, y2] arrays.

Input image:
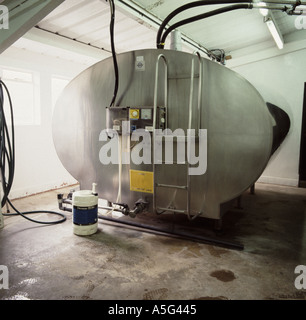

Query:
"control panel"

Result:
[[106, 106, 166, 136]]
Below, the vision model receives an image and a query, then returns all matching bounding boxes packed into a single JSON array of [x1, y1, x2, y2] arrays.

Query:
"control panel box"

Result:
[[106, 106, 166, 136]]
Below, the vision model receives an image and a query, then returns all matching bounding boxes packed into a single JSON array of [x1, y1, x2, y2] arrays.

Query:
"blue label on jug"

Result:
[[73, 205, 98, 226]]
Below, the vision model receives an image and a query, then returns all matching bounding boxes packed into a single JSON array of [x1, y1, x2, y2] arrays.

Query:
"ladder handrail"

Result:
[[190, 52, 203, 220], [196, 52, 203, 133], [187, 58, 195, 132], [153, 54, 168, 214], [186, 57, 195, 218], [153, 52, 203, 220], [186, 53, 203, 221], [153, 54, 168, 131]]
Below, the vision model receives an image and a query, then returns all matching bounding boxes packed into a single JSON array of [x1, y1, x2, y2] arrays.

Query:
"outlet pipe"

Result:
[[98, 214, 244, 250]]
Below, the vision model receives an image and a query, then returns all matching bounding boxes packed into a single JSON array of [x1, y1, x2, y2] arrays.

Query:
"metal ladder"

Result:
[[152, 53, 203, 220]]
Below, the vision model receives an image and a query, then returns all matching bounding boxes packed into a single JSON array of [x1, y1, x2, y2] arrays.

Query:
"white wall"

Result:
[[0, 45, 98, 199], [228, 43, 306, 187]]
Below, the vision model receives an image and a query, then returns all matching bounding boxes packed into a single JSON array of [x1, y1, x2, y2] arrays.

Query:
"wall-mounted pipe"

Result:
[[170, 30, 182, 51]]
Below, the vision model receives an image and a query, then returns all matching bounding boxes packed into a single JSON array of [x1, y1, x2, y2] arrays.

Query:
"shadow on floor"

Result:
[[99, 184, 306, 263]]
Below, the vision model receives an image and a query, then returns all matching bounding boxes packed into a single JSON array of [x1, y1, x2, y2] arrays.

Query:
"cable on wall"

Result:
[[0, 79, 66, 225]]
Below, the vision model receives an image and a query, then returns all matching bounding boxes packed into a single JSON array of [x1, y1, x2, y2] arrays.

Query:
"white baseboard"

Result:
[[257, 175, 299, 187], [9, 179, 78, 200]]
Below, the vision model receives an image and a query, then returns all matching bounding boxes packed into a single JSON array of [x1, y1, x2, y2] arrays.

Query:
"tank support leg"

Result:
[[250, 184, 255, 195], [214, 218, 222, 231], [236, 196, 243, 209]]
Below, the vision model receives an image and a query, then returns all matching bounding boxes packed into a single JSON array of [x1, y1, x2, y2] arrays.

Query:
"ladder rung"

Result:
[[168, 74, 199, 80], [157, 207, 186, 214], [156, 183, 188, 190], [155, 161, 186, 165], [157, 136, 199, 141]]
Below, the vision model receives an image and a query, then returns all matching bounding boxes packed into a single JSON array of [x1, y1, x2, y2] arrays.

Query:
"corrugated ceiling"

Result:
[[10, 0, 306, 61], [36, 0, 158, 53]]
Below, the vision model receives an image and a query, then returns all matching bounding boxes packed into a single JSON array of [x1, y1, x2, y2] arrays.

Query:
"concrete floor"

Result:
[[0, 182, 306, 300]]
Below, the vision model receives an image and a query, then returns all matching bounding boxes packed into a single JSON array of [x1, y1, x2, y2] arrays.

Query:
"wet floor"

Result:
[[0, 182, 306, 300]]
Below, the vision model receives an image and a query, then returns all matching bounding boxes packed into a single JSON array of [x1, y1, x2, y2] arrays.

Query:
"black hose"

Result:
[[108, 0, 119, 108], [0, 80, 15, 208], [159, 4, 253, 49], [4, 198, 66, 225], [0, 79, 66, 225], [156, 0, 252, 48]]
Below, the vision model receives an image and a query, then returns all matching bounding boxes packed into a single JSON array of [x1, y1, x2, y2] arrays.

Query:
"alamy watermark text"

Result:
[[294, 265, 306, 290], [0, 265, 9, 289], [0, 5, 9, 30], [99, 123, 207, 176]]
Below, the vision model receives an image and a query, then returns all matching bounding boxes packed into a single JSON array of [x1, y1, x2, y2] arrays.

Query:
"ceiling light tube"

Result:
[[263, 9, 284, 50], [265, 16, 284, 49]]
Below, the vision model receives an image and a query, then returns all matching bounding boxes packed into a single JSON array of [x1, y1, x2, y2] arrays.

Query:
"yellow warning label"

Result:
[[130, 170, 154, 194]]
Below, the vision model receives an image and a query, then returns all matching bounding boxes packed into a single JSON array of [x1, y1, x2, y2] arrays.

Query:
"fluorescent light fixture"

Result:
[[265, 16, 284, 49], [257, 2, 284, 50], [258, 2, 269, 16]]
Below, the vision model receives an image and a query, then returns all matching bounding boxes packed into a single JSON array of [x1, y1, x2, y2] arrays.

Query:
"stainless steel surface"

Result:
[[157, 184, 188, 190], [53, 49, 275, 221]]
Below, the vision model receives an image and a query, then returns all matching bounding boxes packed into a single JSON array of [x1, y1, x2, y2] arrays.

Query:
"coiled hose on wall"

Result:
[[0, 79, 66, 225]]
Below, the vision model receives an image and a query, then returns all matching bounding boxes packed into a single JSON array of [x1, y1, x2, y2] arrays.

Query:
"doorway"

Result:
[[299, 82, 306, 188]]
